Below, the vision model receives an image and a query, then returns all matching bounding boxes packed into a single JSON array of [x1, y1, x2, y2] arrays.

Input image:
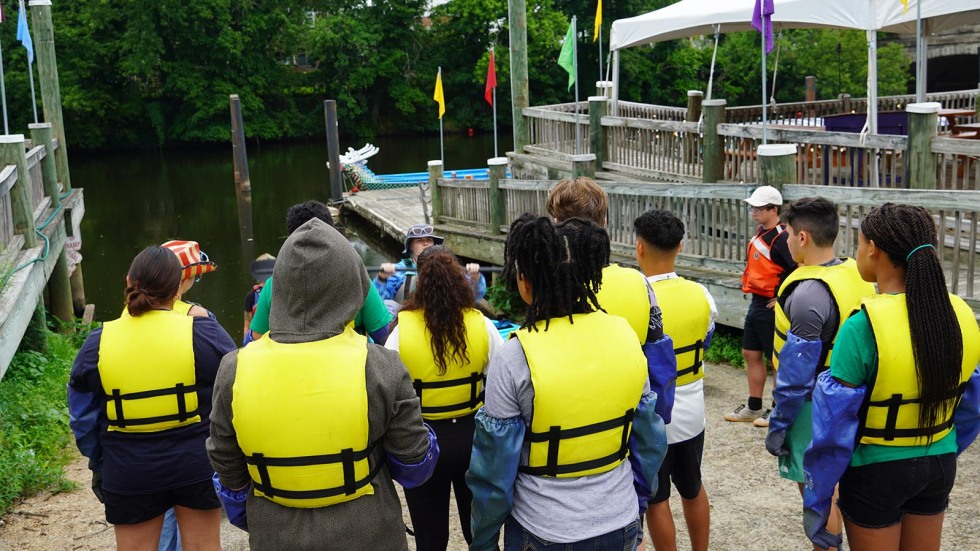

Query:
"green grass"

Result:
[[705, 326, 747, 369], [0, 330, 83, 516]]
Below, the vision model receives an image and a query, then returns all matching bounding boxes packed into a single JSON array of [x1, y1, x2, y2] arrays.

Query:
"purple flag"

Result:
[[752, 0, 774, 55]]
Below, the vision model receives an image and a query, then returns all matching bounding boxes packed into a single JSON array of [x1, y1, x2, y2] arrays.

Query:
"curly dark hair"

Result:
[[861, 203, 962, 436], [286, 200, 334, 234], [503, 214, 609, 331], [401, 245, 472, 375], [634, 208, 685, 251]]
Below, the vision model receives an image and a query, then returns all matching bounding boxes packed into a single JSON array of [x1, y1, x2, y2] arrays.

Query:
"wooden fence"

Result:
[[0, 166, 16, 249]]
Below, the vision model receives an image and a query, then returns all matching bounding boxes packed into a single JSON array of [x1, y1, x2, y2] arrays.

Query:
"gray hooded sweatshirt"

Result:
[[207, 218, 430, 550]]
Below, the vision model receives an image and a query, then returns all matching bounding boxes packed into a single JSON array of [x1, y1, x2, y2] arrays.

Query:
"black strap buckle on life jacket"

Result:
[[247, 440, 382, 500], [858, 383, 968, 441], [518, 409, 635, 477], [674, 340, 704, 377], [107, 383, 201, 429], [413, 372, 484, 415]]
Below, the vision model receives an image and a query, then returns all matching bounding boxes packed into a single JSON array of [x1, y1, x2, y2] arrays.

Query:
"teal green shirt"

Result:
[[830, 308, 957, 467], [249, 276, 393, 336]]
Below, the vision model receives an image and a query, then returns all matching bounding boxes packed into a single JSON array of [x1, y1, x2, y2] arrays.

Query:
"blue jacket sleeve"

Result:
[[374, 260, 408, 300], [629, 392, 667, 514], [465, 408, 525, 551], [642, 335, 677, 424], [767, 331, 823, 456], [802, 371, 865, 550], [954, 367, 980, 455], [388, 423, 440, 488], [472, 273, 487, 302], [212, 473, 249, 531], [68, 329, 103, 470]]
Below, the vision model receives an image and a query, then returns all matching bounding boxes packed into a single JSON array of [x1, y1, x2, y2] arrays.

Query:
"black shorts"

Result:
[[104, 479, 220, 525], [742, 299, 775, 357], [650, 431, 705, 503], [838, 453, 956, 529]]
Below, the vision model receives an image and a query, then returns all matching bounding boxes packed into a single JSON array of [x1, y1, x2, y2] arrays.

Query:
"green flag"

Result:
[[557, 20, 576, 91]]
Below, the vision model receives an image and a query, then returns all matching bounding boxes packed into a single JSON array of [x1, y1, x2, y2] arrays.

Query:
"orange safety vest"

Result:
[[742, 224, 788, 298]]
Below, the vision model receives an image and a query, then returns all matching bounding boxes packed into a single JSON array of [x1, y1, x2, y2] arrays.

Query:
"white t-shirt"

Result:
[[647, 272, 718, 445]]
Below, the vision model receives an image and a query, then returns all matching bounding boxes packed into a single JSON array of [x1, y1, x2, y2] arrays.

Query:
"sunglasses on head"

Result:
[[183, 251, 212, 283], [407, 225, 434, 237]]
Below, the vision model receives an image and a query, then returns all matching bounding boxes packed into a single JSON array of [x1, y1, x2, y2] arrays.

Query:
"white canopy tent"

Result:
[[609, 0, 980, 133]]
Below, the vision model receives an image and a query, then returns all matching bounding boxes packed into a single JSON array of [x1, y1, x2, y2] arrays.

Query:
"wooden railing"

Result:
[[614, 100, 687, 121], [432, 178, 980, 309], [727, 89, 978, 124], [934, 138, 980, 191], [26, 145, 46, 213], [604, 117, 702, 182], [524, 105, 589, 156], [0, 165, 16, 247]]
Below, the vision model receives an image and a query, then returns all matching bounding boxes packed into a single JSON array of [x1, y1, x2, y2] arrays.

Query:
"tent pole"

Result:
[[867, 29, 880, 187], [915, 0, 924, 102], [612, 49, 620, 116]]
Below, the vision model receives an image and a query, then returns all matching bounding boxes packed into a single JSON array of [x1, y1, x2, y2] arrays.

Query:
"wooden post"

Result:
[[30, 123, 73, 328], [588, 96, 607, 168], [428, 160, 444, 224], [70, 264, 86, 316], [488, 157, 508, 235], [29, 0, 71, 191], [324, 100, 343, 203], [509, 0, 530, 152], [839, 93, 851, 113], [230, 95, 252, 193], [686, 91, 704, 164], [906, 102, 939, 190], [0, 135, 38, 248], [702, 99, 727, 183], [572, 154, 596, 179], [758, 144, 798, 190], [805, 76, 816, 117]]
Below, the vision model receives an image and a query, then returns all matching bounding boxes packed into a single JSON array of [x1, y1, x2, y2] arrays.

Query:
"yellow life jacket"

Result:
[[98, 310, 200, 433], [773, 259, 875, 372], [597, 264, 651, 343], [652, 277, 711, 386], [859, 293, 980, 446], [515, 312, 647, 478], [232, 328, 379, 508], [397, 309, 491, 420], [173, 299, 193, 316]]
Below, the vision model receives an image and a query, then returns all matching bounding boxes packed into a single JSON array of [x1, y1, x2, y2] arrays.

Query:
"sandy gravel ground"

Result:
[[2, 361, 978, 550]]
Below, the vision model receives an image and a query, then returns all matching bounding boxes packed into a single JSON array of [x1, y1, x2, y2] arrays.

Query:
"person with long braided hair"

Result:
[[385, 245, 503, 550], [802, 203, 980, 551], [466, 214, 666, 550]]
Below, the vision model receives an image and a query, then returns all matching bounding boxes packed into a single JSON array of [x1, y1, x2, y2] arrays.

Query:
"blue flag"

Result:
[[751, 0, 774, 55], [17, 0, 33, 64]]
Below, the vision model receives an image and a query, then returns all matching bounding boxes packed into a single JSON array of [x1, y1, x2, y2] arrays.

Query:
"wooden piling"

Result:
[[686, 91, 704, 164], [589, 96, 607, 168], [906, 102, 939, 190], [0, 135, 38, 248], [29, 0, 71, 191], [702, 100, 727, 184], [572, 154, 596, 179], [230, 95, 252, 193], [428, 160, 444, 224], [488, 158, 507, 235], [30, 123, 73, 328], [758, 144, 798, 190], [805, 76, 816, 117], [508, 0, 530, 152], [324, 100, 343, 203], [839, 93, 851, 113]]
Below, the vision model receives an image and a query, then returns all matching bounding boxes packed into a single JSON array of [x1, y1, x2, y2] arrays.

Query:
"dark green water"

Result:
[[73, 132, 513, 337]]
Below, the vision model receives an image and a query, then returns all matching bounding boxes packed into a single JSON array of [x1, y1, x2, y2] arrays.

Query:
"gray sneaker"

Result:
[[753, 408, 772, 427], [724, 404, 764, 422]]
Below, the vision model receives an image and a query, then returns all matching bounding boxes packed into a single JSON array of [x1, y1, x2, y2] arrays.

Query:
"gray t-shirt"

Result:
[[483, 337, 649, 543], [782, 258, 843, 342]]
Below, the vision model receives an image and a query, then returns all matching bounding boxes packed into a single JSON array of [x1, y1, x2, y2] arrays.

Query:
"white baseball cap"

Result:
[[744, 185, 783, 207]]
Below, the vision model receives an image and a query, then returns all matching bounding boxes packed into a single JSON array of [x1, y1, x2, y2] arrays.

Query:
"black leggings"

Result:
[[404, 414, 475, 550]]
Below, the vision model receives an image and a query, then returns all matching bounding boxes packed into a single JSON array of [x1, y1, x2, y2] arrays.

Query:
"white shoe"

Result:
[[753, 408, 772, 427], [724, 404, 764, 422]]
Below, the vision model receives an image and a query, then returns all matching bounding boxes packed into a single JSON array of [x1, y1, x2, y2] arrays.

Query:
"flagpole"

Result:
[[760, 3, 768, 145], [27, 60, 37, 123], [439, 67, 444, 166], [598, 26, 603, 84], [493, 88, 498, 158], [914, 0, 923, 103], [0, 39, 9, 134], [573, 16, 580, 155]]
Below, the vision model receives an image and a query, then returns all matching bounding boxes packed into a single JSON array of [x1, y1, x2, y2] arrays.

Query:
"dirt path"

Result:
[[2, 362, 978, 550]]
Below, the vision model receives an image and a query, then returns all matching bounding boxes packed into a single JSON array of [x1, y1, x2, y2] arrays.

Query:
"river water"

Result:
[[73, 132, 513, 336]]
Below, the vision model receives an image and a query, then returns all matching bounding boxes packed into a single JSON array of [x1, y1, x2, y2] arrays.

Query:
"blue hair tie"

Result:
[[905, 243, 935, 263]]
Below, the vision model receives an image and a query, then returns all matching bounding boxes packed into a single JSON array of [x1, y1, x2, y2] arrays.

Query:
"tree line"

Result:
[[0, 0, 910, 151]]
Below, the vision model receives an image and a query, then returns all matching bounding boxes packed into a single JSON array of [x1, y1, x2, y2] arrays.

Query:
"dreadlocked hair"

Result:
[[401, 245, 471, 375], [860, 203, 962, 437], [503, 213, 609, 331]]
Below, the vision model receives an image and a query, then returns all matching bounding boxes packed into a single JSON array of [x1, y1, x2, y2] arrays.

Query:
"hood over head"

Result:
[[269, 218, 369, 343]]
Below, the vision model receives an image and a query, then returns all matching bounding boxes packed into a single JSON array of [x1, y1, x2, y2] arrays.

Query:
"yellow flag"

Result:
[[900, 0, 907, 12], [433, 69, 445, 119], [594, 0, 602, 43]]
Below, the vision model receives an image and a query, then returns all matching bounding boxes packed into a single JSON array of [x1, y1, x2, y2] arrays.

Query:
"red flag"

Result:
[[0, 1, 6, 24], [484, 50, 496, 106]]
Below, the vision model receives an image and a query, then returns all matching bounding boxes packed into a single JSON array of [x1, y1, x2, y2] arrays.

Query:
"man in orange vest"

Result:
[[725, 186, 796, 425]]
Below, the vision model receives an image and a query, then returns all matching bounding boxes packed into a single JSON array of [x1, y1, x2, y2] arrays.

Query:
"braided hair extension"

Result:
[[503, 214, 609, 331], [402, 245, 471, 375], [860, 203, 963, 434]]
